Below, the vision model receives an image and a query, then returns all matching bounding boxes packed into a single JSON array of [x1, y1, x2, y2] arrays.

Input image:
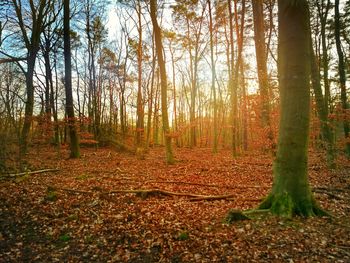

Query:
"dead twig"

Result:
[[105, 188, 207, 197], [7, 168, 59, 178], [189, 194, 234, 201]]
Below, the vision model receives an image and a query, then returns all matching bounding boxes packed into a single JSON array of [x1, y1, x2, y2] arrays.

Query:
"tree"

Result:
[[64, 0, 80, 158], [316, 0, 331, 115], [227, 0, 238, 156], [259, 0, 325, 217], [252, 0, 271, 134], [310, 41, 335, 167], [0, 0, 56, 155], [208, 0, 218, 153], [172, 0, 207, 148], [150, 0, 175, 164], [334, 0, 350, 157]]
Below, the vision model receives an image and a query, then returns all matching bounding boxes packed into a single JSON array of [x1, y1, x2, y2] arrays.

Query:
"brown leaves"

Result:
[[0, 146, 349, 262]]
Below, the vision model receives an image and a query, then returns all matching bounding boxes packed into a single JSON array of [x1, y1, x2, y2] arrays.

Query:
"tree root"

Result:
[[258, 192, 332, 218]]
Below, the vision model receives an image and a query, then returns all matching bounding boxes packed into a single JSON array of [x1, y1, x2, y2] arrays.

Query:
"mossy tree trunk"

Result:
[[259, 0, 324, 217], [150, 0, 174, 164]]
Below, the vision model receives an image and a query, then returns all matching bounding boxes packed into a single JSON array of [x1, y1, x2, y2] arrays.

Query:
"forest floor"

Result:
[[0, 145, 350, 262]]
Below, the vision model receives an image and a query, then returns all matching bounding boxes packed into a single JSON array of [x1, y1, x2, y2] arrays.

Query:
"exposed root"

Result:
[[258, 192, 331, 218]]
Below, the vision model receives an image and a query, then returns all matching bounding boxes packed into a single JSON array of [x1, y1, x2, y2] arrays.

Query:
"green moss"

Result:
[[75, 174, 89, 180], [45, 191, 57, 202], [258, 194, 273, 210], [15, 174, 30, 183], [59, 233, 71, 242], [270, 192, 294, 218], [177, 231, 189, 241], [258, 191, 331, 218], [67, 214, 78, 221]]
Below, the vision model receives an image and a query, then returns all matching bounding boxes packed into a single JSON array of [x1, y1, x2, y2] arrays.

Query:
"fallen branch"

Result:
[[7, 168, 59, 178], [189, 194, 234, 201], [105, 188, 208, 198], [147, 180, 270, 189], [52, 186, 238, 201], [59, 187, 94, 195]]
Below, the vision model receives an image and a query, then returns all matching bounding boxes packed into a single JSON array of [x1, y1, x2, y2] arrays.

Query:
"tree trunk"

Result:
[[310, 41, 335, 167], [64, 0, 80, 158], [228, 0, 237, 156], [259, 0, 325, 217], [135, 0, 144, 149], [252, 0, 272, 137], [208, 0, 218, 153], [233, 0, 245, 152], [150, 0, 175, 164], [146, 38, 156, 150], [318, 0, 331, 115], [20, 54, 35, 155], [334, 0, 350, 157]]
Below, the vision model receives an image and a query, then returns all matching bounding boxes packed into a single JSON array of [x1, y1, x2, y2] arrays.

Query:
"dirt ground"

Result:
[[0, 145, 349, 262]]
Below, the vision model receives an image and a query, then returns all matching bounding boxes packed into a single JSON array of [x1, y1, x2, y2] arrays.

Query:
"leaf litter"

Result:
[[0, 146, 349, 262]]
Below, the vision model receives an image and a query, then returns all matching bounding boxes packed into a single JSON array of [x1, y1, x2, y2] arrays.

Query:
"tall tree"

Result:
[[150, 0, 175, 164], [208, 0, 218, 153], [252, 0, 271, 131], [334, 0, 350, 157], [64, 0, 80, 158], [1, 0, 55, 155], [316, 0, 331, 115], [227, 0, 238, 156], [172, 0, 206, 148], [310, 41, 335, 167], [259, 0, 325, 217]]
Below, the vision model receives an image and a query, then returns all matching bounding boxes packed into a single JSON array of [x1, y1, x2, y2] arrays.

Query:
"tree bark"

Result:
[[334, 0, 350, 157], [317, 0, 331, 115], [20, 54, 35, 155], [208, 0, 218, 153], [135, 0, 144, 149], [150, 0, 175, 164], [310, 40, 335, 167], [64, 0, 80, 158], [252, 0, 272, 134], [228, 0, 237, 156], [259, 0, 325, 217]]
